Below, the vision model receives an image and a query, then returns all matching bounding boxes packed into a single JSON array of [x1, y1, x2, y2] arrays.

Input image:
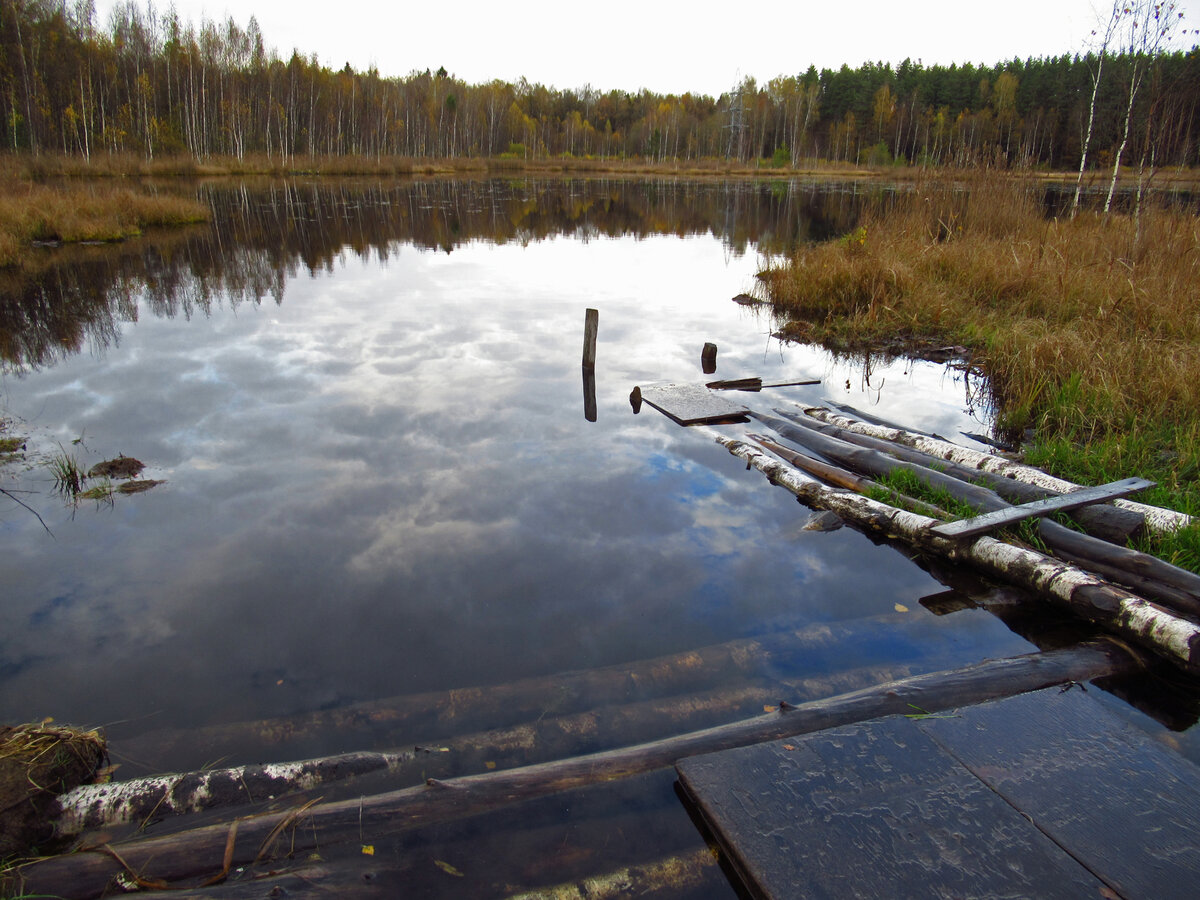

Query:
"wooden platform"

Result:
[[677, 686, 1200, 899]]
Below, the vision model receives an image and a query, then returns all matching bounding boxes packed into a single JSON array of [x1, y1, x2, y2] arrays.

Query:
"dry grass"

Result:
[[0, 181, 208, 267], [0, 720, 106, 860], [762, 172, 1200, 440], [0, 150, 885, 182]]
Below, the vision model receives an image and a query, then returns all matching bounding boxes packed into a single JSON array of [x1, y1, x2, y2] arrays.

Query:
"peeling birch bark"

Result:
[[802, 406, 1192, 534]]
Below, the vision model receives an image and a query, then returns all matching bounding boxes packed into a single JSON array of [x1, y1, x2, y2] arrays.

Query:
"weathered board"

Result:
[[919, 685, 1200, 899], [929, 477, 1155, 539], [637, 382, 748, 426], [678, 687, 1200, 899]]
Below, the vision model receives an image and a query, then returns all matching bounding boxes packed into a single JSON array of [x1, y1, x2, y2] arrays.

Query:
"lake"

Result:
[[0, 177, 1172, 896]]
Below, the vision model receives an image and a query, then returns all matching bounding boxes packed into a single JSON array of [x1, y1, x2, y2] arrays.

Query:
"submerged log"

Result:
[[718, 436, 1200, 674], [119, 613, 964, 770], [803, 406, 1192, 534], [5, 644, 1137, 900], [61, 657, 968, 838]]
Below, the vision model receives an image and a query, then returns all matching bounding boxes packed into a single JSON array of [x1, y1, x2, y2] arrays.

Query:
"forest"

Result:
[[0, 0, 1198, 171]]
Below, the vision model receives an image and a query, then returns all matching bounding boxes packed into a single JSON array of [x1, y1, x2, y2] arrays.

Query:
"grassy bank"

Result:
[[758, 172, 1200, 569], [0, 180, 208, 267]]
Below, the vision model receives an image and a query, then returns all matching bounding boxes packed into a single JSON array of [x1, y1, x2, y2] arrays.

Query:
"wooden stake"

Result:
[[582, 308, 598, 370]]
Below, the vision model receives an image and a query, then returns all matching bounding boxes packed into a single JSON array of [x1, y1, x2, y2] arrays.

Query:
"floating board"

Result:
[[677, 687, 1200, 899], [637, 382, 749, 426]]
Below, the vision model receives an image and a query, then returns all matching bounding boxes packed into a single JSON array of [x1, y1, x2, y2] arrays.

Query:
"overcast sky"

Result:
[[99, 0, 1200, 97]]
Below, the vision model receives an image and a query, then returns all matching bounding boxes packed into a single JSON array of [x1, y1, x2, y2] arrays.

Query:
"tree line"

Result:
[[2, 0, 1197, 171]]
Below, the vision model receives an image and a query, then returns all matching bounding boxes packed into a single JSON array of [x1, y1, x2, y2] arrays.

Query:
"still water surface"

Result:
[[2, 178, 1048, 892]]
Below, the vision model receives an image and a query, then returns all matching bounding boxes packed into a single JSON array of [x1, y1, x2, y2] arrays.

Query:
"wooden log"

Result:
[[750, 434, 949, 519], [774, 407, 1146, 543], [118, 614, 954, 771], [503, 847, 717, 899], [718, 435, 1200, 673], [59, 659, 961, 838], [582, 308, 598, 369], [758, 412, 1200, 616], [54, 750, 416, 837], [4, 644, 1137, 900], [701, 342, 717, 374], [803, 406, 1192, 534], [751, 411, 1010, 514], [1037, 519, 1200, 614]]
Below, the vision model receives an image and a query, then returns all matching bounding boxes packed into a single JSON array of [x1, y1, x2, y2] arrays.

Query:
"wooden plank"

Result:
[[928, 476, 1155, 538], [677, 716, 1105, 899], [918, 687, 1200, 899], [678, 687, 1200, 899], [638, 382, 748, 426]]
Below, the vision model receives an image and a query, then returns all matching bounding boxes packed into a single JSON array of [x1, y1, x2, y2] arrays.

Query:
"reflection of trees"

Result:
[[0, 178, 870, 370]]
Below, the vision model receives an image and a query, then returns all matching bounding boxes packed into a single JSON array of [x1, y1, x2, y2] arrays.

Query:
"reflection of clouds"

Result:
[[0, 226, 1026, 750]]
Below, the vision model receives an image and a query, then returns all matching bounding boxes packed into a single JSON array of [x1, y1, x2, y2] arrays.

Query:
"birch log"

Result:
[[5, 644, 1136, 900], [773, 407, 1145, 543], [803, 406, 1192, 534], [755, 412, 1200, 615], [718, 435, 1200, 674]]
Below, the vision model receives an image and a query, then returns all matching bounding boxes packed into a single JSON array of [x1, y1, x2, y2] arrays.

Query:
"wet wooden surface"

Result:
[[678, 686, 1200, 899], [638, 382, 748, 425]]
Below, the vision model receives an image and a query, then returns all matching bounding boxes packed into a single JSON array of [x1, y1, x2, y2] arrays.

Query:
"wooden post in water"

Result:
[[701, 342, 718, 374], [582, 308, 598, 370]]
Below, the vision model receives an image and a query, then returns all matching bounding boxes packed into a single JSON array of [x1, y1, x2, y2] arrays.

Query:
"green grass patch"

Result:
[[864, 466, 983, 521]]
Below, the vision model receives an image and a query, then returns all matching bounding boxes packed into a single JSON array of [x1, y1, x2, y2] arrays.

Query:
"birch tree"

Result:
[[1104, 0, 1186, 213]]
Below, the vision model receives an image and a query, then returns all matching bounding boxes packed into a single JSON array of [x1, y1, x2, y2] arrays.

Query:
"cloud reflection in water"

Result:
[[0, 181, 1026, 757]]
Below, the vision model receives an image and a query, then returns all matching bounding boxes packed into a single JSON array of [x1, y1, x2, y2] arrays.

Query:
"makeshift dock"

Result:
[[678, 685, 1200, 899]]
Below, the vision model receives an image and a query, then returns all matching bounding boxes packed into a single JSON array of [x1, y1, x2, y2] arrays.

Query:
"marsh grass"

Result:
[[0, 181, 208, 267], [762, 168, 1200, 567], [48, 448, 85, 499]]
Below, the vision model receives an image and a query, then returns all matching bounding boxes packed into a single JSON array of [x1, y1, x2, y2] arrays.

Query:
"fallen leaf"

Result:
[[763, 705, 778, 713], [362, 845, 375, 856], [783, 744, 796, 751], [484, 761, 496, 770], [434, 860, 464, 877], [894, 603, 909, 612]]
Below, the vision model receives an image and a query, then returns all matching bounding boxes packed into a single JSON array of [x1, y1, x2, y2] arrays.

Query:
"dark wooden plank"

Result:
[[677, 719, 1106, 899], [928, 477, 1154, 538], [918, 687, 1200, 900]]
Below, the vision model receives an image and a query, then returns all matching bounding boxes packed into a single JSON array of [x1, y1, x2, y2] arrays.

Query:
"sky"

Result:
[[98, 0, 1200, 97]]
